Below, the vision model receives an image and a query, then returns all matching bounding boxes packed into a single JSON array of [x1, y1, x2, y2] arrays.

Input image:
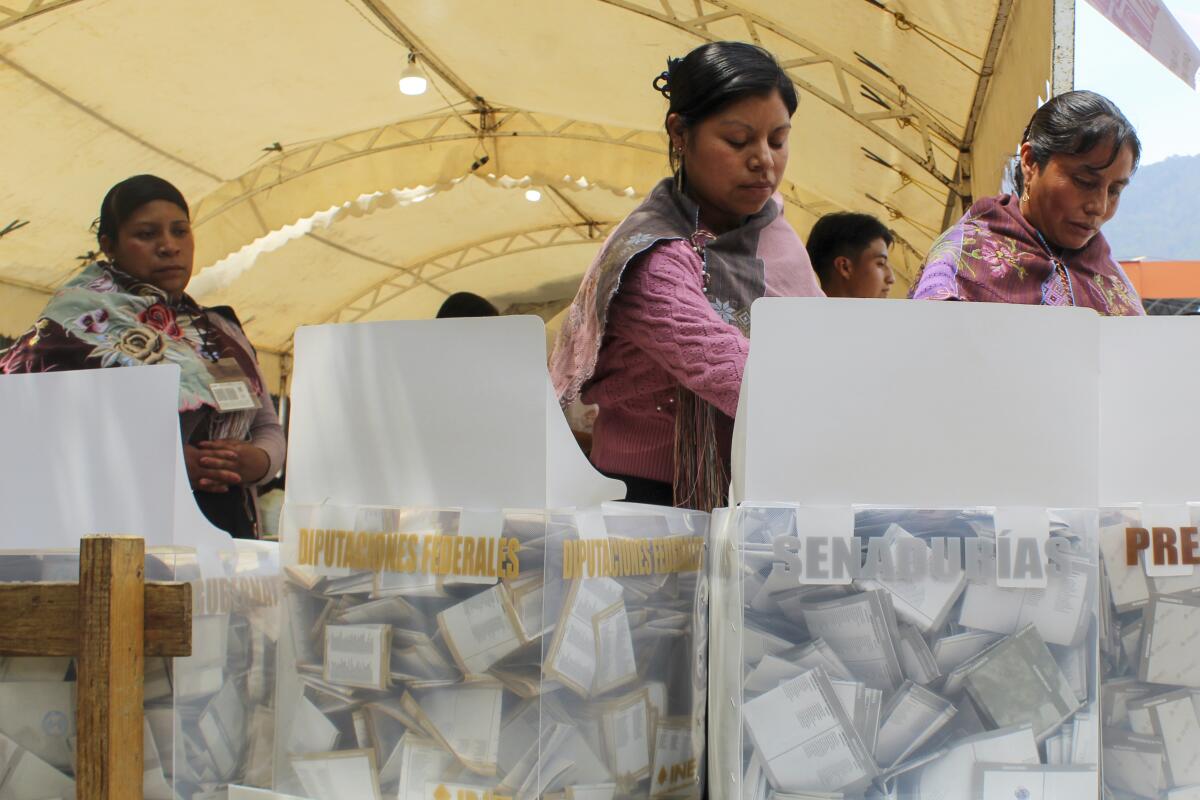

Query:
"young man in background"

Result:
[[806, 212, 895, 298]]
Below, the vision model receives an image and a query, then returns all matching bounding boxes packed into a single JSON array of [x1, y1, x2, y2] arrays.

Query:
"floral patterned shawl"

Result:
[[1, 261, 264, 437], [910, 193, 1144, 316]]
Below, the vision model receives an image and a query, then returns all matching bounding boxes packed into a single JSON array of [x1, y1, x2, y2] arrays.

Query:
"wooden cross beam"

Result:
[[0, 536, 192, 800]]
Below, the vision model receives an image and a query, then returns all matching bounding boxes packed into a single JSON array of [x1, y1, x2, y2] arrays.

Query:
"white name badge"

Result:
[[210, 379, 257, 412], [207, 356, 261, 412]]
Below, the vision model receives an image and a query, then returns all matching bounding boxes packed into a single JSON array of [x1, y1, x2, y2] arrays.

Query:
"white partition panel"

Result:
[[0, 365, 180, 548], [735, 298, 1100, 509], [286, 316, 621, 509], [1100, 316, 1200, 505]]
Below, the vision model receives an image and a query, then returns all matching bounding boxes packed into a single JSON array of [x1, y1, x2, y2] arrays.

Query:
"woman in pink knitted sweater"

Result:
[[551, 42, 823, 510]]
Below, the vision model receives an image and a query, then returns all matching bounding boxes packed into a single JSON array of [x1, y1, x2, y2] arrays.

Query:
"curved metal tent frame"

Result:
[[0, 0, 1065, 391]]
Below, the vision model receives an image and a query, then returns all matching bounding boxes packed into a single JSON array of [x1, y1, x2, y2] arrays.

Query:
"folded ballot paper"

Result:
[[1099, 504, 1200, 798], [276, 503, 708, 800], [0, 543, 281, 800], [710, 505, 1100, 800]]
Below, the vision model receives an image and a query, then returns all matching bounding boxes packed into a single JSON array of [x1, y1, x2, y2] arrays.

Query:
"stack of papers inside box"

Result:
[[167, 544, 281, 798], [276, 505, 708, 800], [0, 544, 280, 800], [715, 506, 1100, 800], [1099, 506, 1200, 799]]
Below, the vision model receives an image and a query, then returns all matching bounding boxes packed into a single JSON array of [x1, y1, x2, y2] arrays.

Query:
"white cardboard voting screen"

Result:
[[0, 366, 181, 548], [286, 317, 621, 509], [544, 379, 626, 507], [1100, 317, 1200, 505], [734, 298, 1099, 508]]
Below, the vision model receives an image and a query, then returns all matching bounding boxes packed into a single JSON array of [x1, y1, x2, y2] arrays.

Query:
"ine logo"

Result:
[[657, 759, 698, 786], [431, 785, 511, 800]]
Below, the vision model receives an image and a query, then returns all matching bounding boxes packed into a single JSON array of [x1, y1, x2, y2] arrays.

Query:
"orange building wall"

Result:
[[1121, 262, 1200, 299]]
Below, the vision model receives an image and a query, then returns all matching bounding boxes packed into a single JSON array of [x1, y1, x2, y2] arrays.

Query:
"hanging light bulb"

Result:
[[398, 52, 428, 96], [524, 188, 542, 202]]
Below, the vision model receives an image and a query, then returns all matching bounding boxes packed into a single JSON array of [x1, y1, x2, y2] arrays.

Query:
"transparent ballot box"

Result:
[[0, 541, 281, 800], [275, 503, 708, 800], [709, 505, 1100, 800], [1098, 505, 1200, 799], [168, 541, 281, 798]]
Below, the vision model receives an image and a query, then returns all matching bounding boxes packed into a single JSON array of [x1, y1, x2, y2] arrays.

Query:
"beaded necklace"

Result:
[[689, 228, 717, 294], [1031, 227, 1077, 307]]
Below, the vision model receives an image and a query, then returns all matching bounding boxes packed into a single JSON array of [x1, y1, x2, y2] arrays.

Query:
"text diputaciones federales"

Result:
[[297, 528, 520, 578]]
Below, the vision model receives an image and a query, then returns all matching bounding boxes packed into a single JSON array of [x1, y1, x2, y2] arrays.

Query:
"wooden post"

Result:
[[76, 536, 145, 800], [0, 536, 190, 799]]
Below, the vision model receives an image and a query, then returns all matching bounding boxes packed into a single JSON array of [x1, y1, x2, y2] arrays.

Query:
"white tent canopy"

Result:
[[0, 0, 1063, 391]]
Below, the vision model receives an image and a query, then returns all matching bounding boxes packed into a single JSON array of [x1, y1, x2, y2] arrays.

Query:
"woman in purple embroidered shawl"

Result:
[[911, 91, 1144, 316]]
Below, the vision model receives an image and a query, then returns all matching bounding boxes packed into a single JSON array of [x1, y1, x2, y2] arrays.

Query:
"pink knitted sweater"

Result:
[[582, 239, 748, 483]]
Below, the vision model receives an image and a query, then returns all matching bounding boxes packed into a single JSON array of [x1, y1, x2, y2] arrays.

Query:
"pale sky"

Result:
[[1075, 0, 1200, 165]]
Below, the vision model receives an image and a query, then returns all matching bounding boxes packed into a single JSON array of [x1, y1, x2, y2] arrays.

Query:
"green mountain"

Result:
[[1103, 153, 1200, 261]]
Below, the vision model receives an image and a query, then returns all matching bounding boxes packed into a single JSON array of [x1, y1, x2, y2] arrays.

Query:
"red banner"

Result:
[[1086, 0, 1200, 87]]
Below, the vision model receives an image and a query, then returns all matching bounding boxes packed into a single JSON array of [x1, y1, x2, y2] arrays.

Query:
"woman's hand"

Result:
[[186, 440, 271, 492]]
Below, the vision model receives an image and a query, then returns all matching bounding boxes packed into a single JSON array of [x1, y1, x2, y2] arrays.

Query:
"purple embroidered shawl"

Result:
[[910, 194, 1144, 316]]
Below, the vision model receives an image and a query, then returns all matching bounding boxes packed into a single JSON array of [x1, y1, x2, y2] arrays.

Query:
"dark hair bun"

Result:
[[652, 56, 684, 99], [658, 41, 797, 125]]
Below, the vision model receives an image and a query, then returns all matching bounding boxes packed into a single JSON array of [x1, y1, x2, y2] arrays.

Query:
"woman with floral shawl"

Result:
[[911, 91, 1143, 316], [550, 43, 823, 511], [1, 175, 285, 538]]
